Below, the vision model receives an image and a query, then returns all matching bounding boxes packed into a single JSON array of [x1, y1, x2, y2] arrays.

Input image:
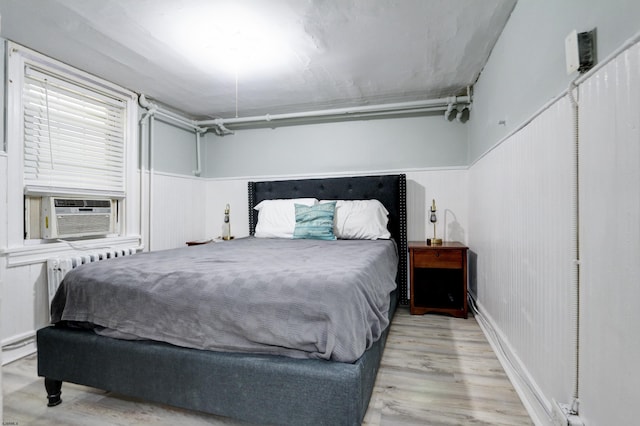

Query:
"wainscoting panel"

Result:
[[150, 173, 207, 251], [1, 262, 47, 364], [205, 169, 469, 245], [468, 96, 576, 421], [577, 40, 640, 425]]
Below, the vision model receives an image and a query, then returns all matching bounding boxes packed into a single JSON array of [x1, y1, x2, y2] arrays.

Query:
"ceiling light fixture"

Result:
[[170, 4, 294, 78]]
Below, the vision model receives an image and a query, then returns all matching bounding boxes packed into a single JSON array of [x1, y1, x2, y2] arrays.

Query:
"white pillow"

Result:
[[320, 199, 390, 240], [254, 198, 318, 238]]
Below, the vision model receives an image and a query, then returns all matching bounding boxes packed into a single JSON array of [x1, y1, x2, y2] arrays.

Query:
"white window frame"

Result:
[[23, 65, 127, 196], [4, 42, 139, 257]]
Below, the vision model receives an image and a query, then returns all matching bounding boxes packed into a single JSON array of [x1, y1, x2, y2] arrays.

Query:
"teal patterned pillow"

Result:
[[293, 202, 337, 240]]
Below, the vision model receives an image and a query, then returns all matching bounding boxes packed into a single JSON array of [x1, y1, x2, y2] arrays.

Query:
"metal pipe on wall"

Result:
[[139, 94, 205, 176], [138, 98, 157, 252], [139, 94, 199, 130], [138, 114, 147, 251], [148, 114, 154, 252], [155, 109, 202, 132], [193, 131, 203, 177], [197, 95, 471, 129], [140, 93, 472, 139]]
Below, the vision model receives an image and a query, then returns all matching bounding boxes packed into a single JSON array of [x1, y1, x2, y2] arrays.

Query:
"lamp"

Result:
[[427, 199, 442, 245], [222, 204, 232, 240]]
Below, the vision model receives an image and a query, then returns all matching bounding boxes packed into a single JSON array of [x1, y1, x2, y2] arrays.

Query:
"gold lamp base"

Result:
[[427, 238, 443, 245]]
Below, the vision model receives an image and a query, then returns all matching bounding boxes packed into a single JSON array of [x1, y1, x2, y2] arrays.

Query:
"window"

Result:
[[6, 42, 137, 243], [23, 66, 126, 196]]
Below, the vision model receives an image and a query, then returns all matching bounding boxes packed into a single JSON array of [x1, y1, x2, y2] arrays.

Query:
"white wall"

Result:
[[0, 154, 6, 391], [577, 42, 640, 425], [204, 114, 468, 178], [152, 120, 200, 176], [205, 169, 468, 246], [147, 172, 208, 250], [0, 13, 4, 419], [138, 113, 210, 250], [1, 38, 7, 397], [469, 1, 640, 424], [470, 42, 640, 424], [201, 112, 471, 252], [469, 0, 640, 161], [468, 97, 576, 424]]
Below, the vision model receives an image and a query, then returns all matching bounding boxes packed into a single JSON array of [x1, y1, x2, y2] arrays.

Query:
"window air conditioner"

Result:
[[41, 197, 114, 239]]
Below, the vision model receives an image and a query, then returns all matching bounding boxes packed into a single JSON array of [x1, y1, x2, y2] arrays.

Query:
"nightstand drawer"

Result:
[[413, 249, 462, 268]]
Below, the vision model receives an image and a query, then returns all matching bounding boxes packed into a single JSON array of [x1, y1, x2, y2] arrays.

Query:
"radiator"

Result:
[[47, 247, 138, 305]]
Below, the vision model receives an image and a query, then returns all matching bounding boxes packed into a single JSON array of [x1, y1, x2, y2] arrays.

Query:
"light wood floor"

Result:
[[3, 307, 532, 425]]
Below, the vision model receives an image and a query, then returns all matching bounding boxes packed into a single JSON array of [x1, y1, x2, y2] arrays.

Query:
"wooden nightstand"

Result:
[[409, 241, 468, 318]]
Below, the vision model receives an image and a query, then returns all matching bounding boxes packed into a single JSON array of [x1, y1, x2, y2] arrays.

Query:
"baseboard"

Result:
[[2, 341, 36, 365], [471, 298, 551, 426]]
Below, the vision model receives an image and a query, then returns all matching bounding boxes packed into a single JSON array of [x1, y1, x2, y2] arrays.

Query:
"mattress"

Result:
[[51, 237, 398, 362]]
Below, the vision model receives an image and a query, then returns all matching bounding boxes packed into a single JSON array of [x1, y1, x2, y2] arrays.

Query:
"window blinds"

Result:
[[23, 65, 126, 196]]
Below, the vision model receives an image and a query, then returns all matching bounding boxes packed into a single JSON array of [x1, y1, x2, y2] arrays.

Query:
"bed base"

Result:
[[38, 293, 396, 425]]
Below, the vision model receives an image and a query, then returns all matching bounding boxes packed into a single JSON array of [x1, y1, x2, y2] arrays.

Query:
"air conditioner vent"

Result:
[[57, 214, 112, 236], [54, 199, 85, 208], [42, 196, 115, 239], [54, 198, 111, 208], [84, 199, 111, 208]]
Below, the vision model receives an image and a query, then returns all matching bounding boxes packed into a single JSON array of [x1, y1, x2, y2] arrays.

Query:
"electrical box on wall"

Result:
[[565, 29, 596, 75]]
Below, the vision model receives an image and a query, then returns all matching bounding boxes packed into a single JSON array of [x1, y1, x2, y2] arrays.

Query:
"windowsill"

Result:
[[1, 235, 143, 267]]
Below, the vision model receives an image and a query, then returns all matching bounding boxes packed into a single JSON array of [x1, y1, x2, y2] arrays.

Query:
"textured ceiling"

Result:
[[0, 0, 516, 119]]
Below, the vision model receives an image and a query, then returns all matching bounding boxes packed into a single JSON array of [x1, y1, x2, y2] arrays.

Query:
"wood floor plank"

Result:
[[3, 307, 531, 425]]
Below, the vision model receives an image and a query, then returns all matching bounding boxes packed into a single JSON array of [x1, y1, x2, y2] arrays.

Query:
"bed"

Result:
[[37, 173, 407, 425]]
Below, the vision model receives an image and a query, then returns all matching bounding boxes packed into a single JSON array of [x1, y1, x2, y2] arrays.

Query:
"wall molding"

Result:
[[470, 29, 640, 169], [204, 165, 468, 183], [471, 298, 549, 426]]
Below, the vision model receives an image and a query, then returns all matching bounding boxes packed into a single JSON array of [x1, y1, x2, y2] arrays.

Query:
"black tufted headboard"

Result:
[[248, 174, 408, 305]]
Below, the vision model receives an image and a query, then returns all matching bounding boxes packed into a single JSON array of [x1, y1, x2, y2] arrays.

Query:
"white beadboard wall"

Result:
[[468, 96, 576, 423], [206, 178, 251, 239], [147, 172, 208, 251], [577, 41, 640, 425], [204, 169, 469, 245], [1, 152, 46, 364], [405, 169, 468, 243], [469, 37, 640, 425], [1, 262, 47, 363]]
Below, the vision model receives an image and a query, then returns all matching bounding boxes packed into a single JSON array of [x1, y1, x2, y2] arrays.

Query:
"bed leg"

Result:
[[44, 378, 62, 407]]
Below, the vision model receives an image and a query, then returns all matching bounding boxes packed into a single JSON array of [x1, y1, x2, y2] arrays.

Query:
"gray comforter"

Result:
[[51, 237, 398, 362]]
